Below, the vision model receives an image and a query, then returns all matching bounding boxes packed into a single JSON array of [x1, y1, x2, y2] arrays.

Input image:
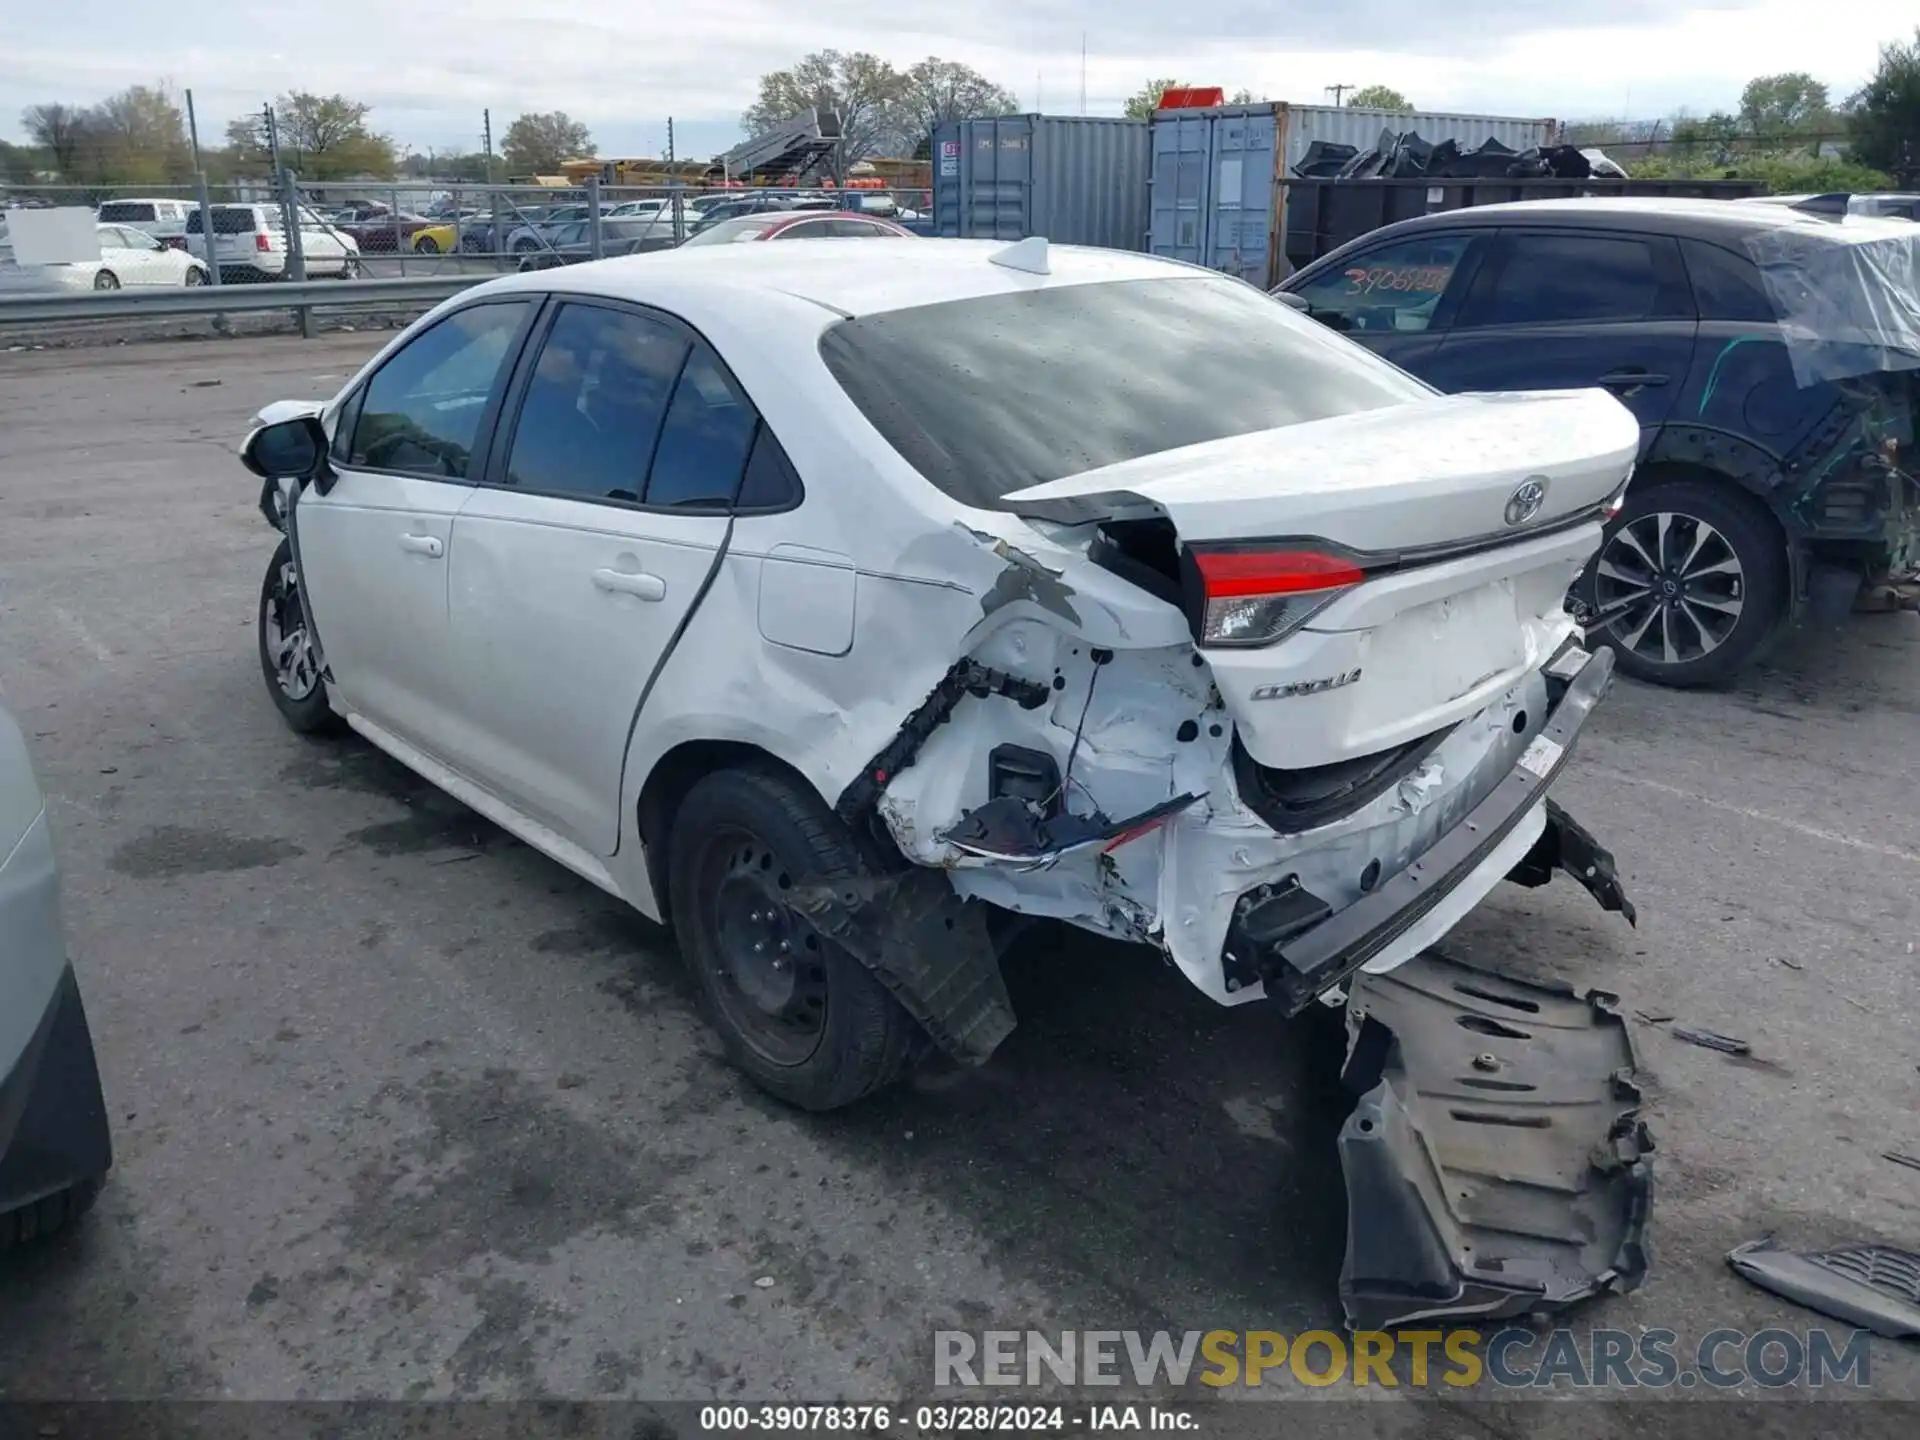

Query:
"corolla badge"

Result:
[[1504, 477, 1549, 527], [1252, 669, 1362, 701]]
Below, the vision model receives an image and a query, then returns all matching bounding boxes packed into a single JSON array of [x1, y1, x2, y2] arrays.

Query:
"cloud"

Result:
[[2, 0, 1910, 158]]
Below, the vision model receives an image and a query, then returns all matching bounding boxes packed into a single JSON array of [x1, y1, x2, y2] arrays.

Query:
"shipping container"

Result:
[[931, 115, 1150, 251], [1280, 175, 1766, 273], [1148, 102, 1558, 287]]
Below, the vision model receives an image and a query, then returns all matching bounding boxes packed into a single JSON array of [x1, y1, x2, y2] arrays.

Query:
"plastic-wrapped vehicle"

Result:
[[0, 701, 112, 1249], [1278, 197, 1920, 685]]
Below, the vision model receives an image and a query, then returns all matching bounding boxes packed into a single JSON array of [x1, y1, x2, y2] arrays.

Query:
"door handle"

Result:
[[592, 568, 666, 601], [399, 533, 444, 558], [1597, 369, 1669, 390]]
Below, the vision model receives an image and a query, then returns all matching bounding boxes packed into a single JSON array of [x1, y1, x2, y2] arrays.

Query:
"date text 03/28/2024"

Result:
[[698, 1407, 1193, 1433]]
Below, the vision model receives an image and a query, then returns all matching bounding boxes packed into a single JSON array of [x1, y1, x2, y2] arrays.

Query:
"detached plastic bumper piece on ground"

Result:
[[1728, 1238, 1920, 1339], [1336, 952, 1653, 1330], [0, 967, 113, 1245]]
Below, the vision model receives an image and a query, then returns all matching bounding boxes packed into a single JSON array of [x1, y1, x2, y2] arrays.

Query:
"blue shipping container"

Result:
[[932, 115, 1150, 252]]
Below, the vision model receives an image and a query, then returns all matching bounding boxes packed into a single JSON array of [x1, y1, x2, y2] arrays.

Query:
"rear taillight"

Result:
[[1186, 547, 1367, 648], [255, 231, 272, 252]]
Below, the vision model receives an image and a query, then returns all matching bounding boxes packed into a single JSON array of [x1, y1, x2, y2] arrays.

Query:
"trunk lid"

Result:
[[1010, 389, 1639, 771], [1006, 389, 1638, 553]]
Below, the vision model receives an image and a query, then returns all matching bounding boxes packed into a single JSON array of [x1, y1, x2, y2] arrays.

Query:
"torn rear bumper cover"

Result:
[[1230, 644, 1631, 1015], [1337, 952, 1653, 1330]]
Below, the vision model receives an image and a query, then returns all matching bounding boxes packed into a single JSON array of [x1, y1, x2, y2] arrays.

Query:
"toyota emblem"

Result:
[[1504, 477, 1548, 527]]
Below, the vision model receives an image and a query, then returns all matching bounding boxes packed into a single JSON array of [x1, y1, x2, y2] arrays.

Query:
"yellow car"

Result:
[[409, 221, 460, 255]]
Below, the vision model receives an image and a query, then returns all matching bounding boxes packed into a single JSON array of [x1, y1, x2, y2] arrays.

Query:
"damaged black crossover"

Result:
[[1280, 197, 1920, 685]]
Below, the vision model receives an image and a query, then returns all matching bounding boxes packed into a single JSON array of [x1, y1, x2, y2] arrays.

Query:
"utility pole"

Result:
[[667, 117, 685, 244], [482, 109, 495, 182], [1326, 84, 1354, 107], [185, 88, 220, 293]]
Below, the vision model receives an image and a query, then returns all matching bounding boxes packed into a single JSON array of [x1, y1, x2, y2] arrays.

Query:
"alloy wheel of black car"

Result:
[[1593, 510, 1746, 667], [1576, 478, 1785, 688]]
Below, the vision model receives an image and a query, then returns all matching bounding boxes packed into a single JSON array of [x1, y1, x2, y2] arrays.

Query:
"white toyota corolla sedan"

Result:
[[240, 237, 1642, 1111]]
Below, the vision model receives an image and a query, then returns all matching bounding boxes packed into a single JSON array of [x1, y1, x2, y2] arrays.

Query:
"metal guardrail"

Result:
[[0, 275, 487, 327]]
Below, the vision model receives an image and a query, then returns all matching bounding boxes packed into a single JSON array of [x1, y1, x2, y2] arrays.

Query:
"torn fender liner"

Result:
[[1336, 952, 1653, 1331], [835, 659, 1052, 827], [1728, 1238, 1920, 1339], [1506, 800, 1638, 926], [785, 871, 1015, 1065]]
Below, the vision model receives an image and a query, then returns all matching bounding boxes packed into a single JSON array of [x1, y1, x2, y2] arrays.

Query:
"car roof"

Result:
[[1354, 194, 1920, 242], [481, 239, 1209, 319]]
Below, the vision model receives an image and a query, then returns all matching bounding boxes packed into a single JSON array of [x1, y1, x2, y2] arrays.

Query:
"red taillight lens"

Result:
[[1190, 548, 1366, 648], [255, 231, 272, 252]]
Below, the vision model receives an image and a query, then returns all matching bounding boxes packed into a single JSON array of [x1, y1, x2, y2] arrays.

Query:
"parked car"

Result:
[[0, 223, 209, 292], [95, 197, 194, 249], [185, 204, 360, 283], [1276, 197, 1920, 686], [237, 238, 1638, 1119], [680, 212, 917, 247], [332, 206, 446, 253], [685, 195, 796, 235], [515, 217, 686, 270], [504, 203, 617, 255], [0, 700, 113, 1250]]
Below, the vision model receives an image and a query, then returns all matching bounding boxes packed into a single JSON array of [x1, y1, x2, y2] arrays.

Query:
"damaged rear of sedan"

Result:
[[244, 239, 1646, 1321]]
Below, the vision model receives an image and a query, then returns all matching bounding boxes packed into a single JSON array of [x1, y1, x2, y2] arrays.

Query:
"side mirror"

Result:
[[242, 414, 330, 485], [1271, 290, 1311, 312]]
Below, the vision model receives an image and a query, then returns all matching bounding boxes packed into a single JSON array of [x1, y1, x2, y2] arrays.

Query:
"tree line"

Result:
[[7, 34, 1915, 192], [1, 83, 607, 188]]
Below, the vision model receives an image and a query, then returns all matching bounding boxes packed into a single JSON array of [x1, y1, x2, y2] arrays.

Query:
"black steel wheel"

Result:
[[667, 766, 920, 1110], [1574, 477, 1785, 688]]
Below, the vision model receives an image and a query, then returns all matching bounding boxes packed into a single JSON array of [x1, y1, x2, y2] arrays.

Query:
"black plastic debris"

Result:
[[1670, 1024, 1752, 1056], [1728, 1238, 1920, 1339], [1294, 140, 1359, 178], [1336, 952, 1653, 1331], [1315, 128, 1607, 183]]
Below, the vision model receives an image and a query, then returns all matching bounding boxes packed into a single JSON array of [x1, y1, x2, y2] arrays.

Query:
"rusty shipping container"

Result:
[[1150, 101, 1559, 286], [931, 115, 1151, 251]]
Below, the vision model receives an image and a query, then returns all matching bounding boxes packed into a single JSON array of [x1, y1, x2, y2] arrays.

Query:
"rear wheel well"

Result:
[[1627, 461, 1792, 595], [637, 741, 820, 927]]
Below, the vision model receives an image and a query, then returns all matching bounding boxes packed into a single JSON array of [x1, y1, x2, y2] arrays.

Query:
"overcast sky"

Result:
[[2, 1, 1910, 162]]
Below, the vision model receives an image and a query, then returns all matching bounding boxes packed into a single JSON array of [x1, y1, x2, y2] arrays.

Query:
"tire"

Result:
[[184, 264, 206, 286], [667, 765, 920, 1111], [1573, 476, 1786, 688], [0, 1177, 101, 1252], [414, 235, 440, 254], [513, 237, 538, 255], [258, 537, 341, 734], [93, 270, 119, 291]]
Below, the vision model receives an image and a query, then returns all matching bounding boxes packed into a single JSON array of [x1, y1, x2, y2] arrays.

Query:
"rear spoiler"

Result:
[[1786, 193, 1851, 218]]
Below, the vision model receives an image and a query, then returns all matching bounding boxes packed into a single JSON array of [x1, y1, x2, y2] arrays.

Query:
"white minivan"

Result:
[[184, 203, 360, 283]]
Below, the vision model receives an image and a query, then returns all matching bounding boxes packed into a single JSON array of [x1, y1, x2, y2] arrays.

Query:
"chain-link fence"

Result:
[[3, 176, 938, 286]]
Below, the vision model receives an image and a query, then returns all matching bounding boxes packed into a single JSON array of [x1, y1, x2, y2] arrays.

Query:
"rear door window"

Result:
[[1467, 232, 1688, 326], [1680, 238, 1779, 323], [499, 303, 687, 503], [98, 202, 155, 224], [1290, 233, 1483, 336]]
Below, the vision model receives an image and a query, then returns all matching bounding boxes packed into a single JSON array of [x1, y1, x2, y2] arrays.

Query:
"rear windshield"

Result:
[[187, 207, 276, 234], [820, 275, 1433, 508], [97, 202, 156, 222]]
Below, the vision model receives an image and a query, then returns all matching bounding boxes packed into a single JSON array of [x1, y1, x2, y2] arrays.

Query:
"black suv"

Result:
[[1278, 197, 1920, 686]]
